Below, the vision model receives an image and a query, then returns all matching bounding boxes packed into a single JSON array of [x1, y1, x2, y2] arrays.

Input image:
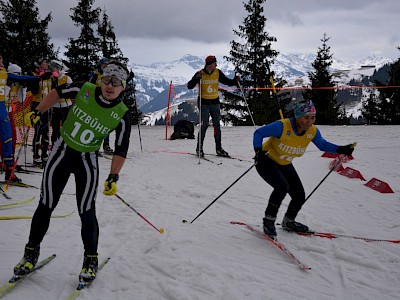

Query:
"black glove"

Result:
[[253, 148, 268, 164], [195, 71, 202, 80], [337, 144, 354, 156]]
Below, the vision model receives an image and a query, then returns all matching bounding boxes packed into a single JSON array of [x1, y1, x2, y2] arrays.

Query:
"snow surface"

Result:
[[1, 125, 399, 300]]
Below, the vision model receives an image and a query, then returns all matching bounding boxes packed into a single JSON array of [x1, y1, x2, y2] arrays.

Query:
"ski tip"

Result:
[[77, 281, 87, 290], [9, 275, 20, 283]]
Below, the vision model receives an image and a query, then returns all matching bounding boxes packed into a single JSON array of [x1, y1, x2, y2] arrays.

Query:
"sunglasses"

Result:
[[101, 76, 124, 87]]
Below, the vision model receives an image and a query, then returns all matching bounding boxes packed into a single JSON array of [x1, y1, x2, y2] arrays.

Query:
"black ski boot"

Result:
[[281, 216, 309, 233], [196, 148, 204, 157], [14, 244, 40, 275], [79, 253, 98, 282], [33, 155, 42, 168], [263, 217, 277, 239], [216, 148, 229, 157], [103, 141, 113, 155]]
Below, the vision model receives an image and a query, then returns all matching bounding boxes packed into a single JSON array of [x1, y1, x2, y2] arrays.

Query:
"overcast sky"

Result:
[[35, 0, 400, 64]]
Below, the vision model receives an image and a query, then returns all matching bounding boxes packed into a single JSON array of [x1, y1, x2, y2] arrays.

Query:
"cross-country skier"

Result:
[[253, 99, 354, 239], [187, 55, 240, 157], [13, 61, 132, 283]]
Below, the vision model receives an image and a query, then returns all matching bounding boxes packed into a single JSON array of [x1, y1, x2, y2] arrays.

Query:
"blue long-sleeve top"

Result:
[[253, 117, 339, 153], [7, 72, 39, 83]]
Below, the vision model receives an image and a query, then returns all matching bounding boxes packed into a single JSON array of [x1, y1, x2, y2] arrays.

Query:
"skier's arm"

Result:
[[312, 128, 338, 153], [253, 121, 284, 149], [218, 70, 239, 87], [35, 89, 61, 113]]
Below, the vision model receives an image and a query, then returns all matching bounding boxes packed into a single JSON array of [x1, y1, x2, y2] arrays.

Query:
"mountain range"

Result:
[[127, 54, 394, 124]]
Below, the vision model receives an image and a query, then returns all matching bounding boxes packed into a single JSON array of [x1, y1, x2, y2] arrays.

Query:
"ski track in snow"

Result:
[[0, 125, 399, 300]]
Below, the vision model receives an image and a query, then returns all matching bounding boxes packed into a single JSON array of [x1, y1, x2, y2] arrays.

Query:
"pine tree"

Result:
[[382, 46, 400, 124], [362, 92, 381, 125], [65, 0, 101, 81], [303, 34, 345, 124], [223, 0, 289, 126], [0, 0, 55, 71], [97, 8, 127, 63], [363, 47, 400, 125]]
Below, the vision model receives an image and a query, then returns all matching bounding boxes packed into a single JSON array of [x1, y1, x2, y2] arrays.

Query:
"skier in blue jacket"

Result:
[[253, 99, 355, 239]]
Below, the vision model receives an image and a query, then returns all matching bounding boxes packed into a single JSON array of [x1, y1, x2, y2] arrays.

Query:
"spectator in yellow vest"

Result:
[[26, 58, 56, 167], [48, 60, 73, 147], [0, 56, 38, 181]]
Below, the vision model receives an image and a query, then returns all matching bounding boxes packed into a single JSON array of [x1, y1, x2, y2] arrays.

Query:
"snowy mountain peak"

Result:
[[129, 53, 394, 112]]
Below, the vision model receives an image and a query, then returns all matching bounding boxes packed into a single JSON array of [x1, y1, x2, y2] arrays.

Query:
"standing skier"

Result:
[[13, 61, 132, 283], [253, 99, 354, 239], [187, 55, 239, 157]]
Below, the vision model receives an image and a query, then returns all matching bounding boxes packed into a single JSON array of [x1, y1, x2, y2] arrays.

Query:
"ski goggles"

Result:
[[101, 76, 125, 87]]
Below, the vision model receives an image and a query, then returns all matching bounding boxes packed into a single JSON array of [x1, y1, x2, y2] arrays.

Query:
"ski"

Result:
[[272, 222, 400, 244], [198, 155, 221, 165], [231, 221, 311, 271], [154, 150, 222, 165], [0, 210, 75, 221], [66, 257, 111, 300], [180, 151, 222, 164], [0, 254, 56, 298], [294, 230, 400, 244], [0, 197, 35, 209], [207, 153, 252, 162], [14, 167, 43, 174], [0, 181, 39, 189]]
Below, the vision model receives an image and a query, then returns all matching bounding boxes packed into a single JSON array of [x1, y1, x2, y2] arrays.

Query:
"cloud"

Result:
[[35, 0, 400, 64]]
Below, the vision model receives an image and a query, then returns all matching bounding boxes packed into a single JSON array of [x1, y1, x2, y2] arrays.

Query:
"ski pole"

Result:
[[4, 127, 31, 191], [137, 122, 143, 153], [305, 143, 357, 201], [133, 98, 143, 153], [183, 163, 256, 224], [236, 78, 256, 130], [265, 60, 284, 120], [0, 186, 10, 199], [198, 78, 202, 164], [115, 193, 164, 234]]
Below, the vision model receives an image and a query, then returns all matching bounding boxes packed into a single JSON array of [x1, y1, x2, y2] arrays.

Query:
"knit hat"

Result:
[[49, 60, 63, 70], [7, 63, 21, 74], [34, 57, 47, 69], [294, 99, 316, 118], [98, 57, 109, 66], [205, 55, 217, 65], [103, 63, 129, 81]]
